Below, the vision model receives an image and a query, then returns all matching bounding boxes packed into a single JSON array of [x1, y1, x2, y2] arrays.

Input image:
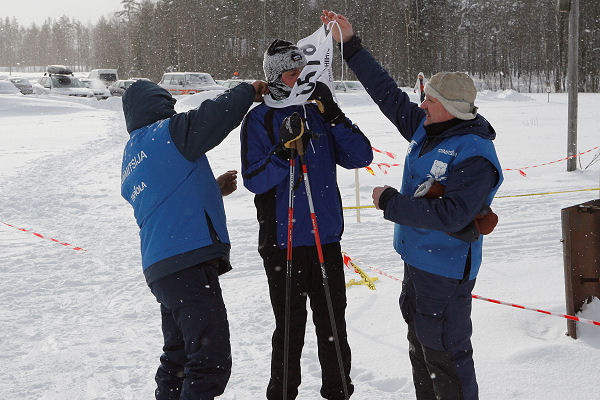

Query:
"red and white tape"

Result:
[[342, 252, 600, 327], [343, 253, 400, 281], [367, 145, 600, 176], [1, 222, 87, 252], [470, 294, 600, 326], [504, 145, 600, 176], [371, 146, 398, 160]]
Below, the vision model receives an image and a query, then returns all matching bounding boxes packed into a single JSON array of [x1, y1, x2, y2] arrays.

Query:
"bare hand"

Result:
[[372, 185, 390, 210], [217, 170, 238, 196], [251, 81, 269, 102], [321, 10, 354, 43]]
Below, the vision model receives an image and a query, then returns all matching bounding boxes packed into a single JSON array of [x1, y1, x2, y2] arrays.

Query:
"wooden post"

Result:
[[355, 169, 361, 223], [565, 0, 579, 172]]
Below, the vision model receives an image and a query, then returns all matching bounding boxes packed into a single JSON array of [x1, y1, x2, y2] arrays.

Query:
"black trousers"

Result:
[[149, 262, 231, 400], [400, 263, 478, 400], [262, 242, 353, 400]]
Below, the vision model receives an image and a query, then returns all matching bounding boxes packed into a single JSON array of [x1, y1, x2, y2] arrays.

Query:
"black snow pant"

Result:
[[149, 261, 231, 400], [399, 263, 478, 400], [263, 242, 353, 400]]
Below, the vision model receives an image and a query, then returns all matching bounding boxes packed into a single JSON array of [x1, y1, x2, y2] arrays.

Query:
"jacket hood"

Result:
[[122, 80, 177, 133], [440, 114, 496, 141]]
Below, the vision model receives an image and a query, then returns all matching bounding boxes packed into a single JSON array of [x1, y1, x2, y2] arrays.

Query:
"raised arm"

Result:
[[170, 81, 267, 161], [321, 10, 426, 141]]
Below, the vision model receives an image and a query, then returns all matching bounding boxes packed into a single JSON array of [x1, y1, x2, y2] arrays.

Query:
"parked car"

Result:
[[108, 79, 137, 96], [8, 77, 33, 94], [32, 65, 94, 98], [158, 72, 225, 95], [0, 80, 22, 95], [333, 80, 365, 92], [80, 78, 111, 100], [88, 69, 118, 87], [221, 79, 255, 89]]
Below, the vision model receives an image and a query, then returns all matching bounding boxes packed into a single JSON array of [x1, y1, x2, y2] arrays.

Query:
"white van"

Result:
[[88, 69, 119, 87], [158, 72, 225, 95]]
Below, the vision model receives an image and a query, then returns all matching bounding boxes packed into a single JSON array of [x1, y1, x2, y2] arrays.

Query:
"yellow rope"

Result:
[[342, 188, 600, 210], [495, 187, 600, 199]]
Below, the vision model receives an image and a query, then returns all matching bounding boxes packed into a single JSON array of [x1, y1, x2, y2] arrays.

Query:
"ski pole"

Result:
[[283, 147, 296, 400], [296, 142, 350, 400]]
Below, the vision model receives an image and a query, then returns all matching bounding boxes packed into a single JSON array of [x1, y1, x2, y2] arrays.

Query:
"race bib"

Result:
[[264, 23, 336, 108]]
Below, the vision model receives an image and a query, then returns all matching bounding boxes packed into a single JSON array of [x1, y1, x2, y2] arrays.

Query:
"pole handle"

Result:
[[290, 139, 305, 156]]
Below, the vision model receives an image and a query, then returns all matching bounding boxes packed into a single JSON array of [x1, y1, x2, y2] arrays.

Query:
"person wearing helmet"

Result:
[[241, 39, 373, 399]]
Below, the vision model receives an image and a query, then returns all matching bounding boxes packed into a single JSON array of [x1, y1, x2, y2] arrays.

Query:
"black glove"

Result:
[[279, 112, 305, 149], [273, 143, 293, 161], [308, 81, 345, 125]]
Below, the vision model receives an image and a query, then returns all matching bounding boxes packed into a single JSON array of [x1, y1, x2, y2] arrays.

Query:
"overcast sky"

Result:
[[0, 0, 125, 26]]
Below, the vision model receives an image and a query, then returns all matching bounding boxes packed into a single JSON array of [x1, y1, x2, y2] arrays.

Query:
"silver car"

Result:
[[33, 75, 94, 98], [333, 80, 365, 92], [158, 72, 225, 95], [8, 77, 33, 95], [108, 79, 137, 96], [33, 66, 94, 98], [221, 79, 255, 89], [80, 78, 111, 100]]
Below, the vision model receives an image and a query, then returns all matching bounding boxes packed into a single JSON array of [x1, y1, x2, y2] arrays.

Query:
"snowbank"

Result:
[[478, 89, 534, 102]]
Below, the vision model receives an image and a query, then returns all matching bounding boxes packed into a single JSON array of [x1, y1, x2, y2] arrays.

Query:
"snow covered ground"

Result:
[[1, 88, 599, 400]]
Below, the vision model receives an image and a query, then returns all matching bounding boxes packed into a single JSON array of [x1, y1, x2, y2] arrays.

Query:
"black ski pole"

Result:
[[296, 143, 350, 400], [283, 147, 296, 400]]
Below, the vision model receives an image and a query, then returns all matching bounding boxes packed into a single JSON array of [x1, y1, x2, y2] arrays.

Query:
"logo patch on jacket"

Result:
[[438, 148, 457, 157], [429, 160, 448, 180], [407, 140, 417, 155]]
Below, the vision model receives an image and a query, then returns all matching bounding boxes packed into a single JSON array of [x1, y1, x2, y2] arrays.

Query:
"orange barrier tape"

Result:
[[1, 222, 87, 252], [367, 145, 600, 176]]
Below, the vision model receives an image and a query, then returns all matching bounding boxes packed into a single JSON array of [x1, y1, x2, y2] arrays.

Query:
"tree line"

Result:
[[1, 0, 599, 92]]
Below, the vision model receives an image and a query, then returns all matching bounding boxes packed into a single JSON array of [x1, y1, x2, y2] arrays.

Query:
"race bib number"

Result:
[[264, 24, 336, 108]]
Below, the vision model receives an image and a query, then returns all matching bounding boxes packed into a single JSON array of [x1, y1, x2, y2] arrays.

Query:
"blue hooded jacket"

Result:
[[121, 80, 255, 284], [344, 41, 502, 280], [241, 102, 373, 256]]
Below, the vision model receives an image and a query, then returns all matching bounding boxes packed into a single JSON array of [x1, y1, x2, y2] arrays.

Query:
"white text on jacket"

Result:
[[131, 181, 147, 202], [122, 150, 148, 184]]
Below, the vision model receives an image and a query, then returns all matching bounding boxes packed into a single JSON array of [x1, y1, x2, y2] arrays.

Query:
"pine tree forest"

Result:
[[0, 0, 599, 92]]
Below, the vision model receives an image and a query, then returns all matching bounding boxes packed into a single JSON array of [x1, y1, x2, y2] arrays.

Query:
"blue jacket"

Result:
[[121, 80, 255, 284], [241, 103, 373, 256], [345, 42, 502, 280]]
